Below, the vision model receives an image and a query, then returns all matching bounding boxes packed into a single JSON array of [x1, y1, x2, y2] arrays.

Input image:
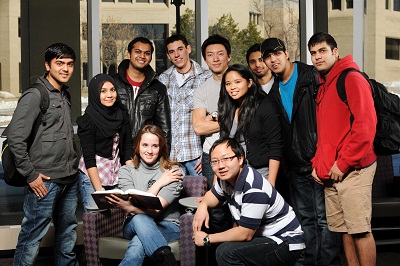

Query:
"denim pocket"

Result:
[[267, 242, 298, 265]]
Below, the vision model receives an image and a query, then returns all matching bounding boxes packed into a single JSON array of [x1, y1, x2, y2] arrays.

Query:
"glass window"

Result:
[[386, 38, 400, 60], [136, 0, 149, 3], [100, 23, 168, 74], [119, 0, 132, 2], [386, 0, 389, 10], [395, 0, 400, 11], [153, 0, 167, 3], [102, 0, 114, 2], [331, 0, 341, 10], [346, 0, 353, 9]]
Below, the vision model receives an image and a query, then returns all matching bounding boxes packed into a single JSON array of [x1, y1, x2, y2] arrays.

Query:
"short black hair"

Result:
[[245, 43, 261, 65], [44, 43, 76, 64], [209, 137, 245, 161], [201, 35, 231, 60], [308, 32, 337, 51], [127, 37, 154, 54], [165, 34, 189, 49]]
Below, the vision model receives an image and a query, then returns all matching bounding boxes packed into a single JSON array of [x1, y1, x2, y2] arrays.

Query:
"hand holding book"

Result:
[[91, 188, 163, 210]]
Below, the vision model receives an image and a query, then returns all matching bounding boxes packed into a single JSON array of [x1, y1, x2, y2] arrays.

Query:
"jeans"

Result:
[[120, 214, 180, 266], [180, 157, 201, 176], [13, 181, 79, 266], [216, 238, 302, 266], [289, 171, 341, 266], [78, 170, 118, 212], [201, 152, 214, 190]]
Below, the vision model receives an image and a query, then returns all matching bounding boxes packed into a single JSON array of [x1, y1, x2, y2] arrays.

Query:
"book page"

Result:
[[125, 188, 156, 197], [92, 189, 125, 194]]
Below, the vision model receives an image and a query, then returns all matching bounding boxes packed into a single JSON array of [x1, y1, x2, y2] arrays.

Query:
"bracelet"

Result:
[[203, 234, 211, 246]]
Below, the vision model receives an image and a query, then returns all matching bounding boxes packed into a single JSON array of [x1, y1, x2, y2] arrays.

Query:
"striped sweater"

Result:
[[212, 165, 305, 251]]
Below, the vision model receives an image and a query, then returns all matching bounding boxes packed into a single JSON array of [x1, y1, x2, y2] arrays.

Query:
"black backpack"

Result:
[[337, 68, 400, 155], [1, 83, 50, 187]]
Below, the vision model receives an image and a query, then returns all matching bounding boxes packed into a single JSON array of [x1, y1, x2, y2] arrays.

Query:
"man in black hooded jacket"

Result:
[[112, 36, 171, 146], [262, 38, 341, 266]]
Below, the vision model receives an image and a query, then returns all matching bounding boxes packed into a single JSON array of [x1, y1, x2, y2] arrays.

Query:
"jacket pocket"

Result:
[[139, 94, 158, 116], [39, 132, 68, 168]]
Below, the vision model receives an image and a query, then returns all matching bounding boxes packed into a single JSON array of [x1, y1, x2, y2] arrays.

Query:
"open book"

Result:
[[91, 188, 163, 210]]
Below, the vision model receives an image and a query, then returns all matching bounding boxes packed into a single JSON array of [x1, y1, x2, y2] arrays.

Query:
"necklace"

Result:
[[177, 62, 193, 79]]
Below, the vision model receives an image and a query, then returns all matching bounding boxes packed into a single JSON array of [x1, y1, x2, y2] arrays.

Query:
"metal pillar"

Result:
[[195, 0, 208, 67], [88, 0, 101, 80], [353, 0, 365, 71]]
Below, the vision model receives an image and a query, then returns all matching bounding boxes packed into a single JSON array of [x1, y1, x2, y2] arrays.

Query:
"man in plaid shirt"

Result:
[[158, 34, 211, 175]]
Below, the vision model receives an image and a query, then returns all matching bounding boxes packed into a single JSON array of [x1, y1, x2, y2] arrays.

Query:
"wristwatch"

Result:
[[211, 111, 218, 122], [203, 234, 211, 246]]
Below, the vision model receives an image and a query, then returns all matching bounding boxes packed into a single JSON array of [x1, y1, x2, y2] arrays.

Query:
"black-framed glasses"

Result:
[[210, 155, 237, 167]]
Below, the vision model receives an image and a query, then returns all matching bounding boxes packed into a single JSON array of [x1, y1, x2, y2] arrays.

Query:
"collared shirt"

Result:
[[211, 165, 305, 251], [158, 60, 211, 162]]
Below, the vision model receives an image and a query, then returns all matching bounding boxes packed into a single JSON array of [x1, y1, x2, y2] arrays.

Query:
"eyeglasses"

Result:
[[210, 155, 237, 167]]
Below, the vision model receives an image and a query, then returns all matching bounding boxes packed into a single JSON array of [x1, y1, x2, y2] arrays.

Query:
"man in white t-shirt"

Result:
[[192, 36, 233, 261], [193, 34, 231, 189], [246, 43, 274, 94]]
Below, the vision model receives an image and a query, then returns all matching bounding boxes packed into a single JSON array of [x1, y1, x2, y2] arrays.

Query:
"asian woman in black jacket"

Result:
[[218, 64, 283, 186]]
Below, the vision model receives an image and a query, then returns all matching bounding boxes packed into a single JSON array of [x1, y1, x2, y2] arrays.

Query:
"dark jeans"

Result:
[[201, 152, 233, 265], [216, 238, 302, 266], [290, 171, 341, 266], [201, 152, 214, 190]]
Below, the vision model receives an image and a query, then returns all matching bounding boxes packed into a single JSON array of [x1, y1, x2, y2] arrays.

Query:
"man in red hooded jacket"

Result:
[[308, 32, 377, 266]]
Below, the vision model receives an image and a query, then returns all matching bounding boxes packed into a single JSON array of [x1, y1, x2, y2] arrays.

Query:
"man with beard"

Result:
[[246, 43, 274, 94]]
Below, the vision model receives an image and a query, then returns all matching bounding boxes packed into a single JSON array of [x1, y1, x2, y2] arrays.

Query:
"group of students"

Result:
[[7, 30, 378, 266]]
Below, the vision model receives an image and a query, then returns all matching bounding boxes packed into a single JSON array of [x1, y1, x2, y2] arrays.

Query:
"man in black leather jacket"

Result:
[[262, 38, 341, 266], [112, 37, 171, 146]]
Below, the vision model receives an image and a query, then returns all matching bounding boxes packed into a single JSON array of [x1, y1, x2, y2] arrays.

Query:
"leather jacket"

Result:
[[112, 59, 171, 146], [269, 62, 318, 173]]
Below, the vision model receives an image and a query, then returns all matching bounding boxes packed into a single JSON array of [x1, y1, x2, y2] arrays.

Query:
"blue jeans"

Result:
[[13, 181, 79, 266], [78, 170, 118, 212], [216, 238, 302, 266], [180, 157, 201, 176], [120, 214, 180, 266], [289, 171, 341, 266]]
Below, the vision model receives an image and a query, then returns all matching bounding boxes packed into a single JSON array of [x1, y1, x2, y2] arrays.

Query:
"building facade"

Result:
[[329, 0, 400, 83]]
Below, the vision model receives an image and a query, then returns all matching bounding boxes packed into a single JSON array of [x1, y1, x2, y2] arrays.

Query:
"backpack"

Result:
[[1, 83, 50, 187], [337, 68, 400, 155]]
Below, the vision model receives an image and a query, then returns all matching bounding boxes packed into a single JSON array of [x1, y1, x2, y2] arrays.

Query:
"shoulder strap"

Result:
[[1, 83, 50, 139], [336, 68, 359, 126], [337, 68, 373, 106], [30, 82, 50, 117], [336, 68, 358, 106], [26, 83, 50, 147]]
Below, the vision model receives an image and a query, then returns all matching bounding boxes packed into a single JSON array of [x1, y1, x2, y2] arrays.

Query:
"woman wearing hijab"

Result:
[[77, 73, 133, 211]]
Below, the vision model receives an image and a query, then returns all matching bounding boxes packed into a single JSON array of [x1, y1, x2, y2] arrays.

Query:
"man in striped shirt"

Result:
[[193, 138, 305, 265]]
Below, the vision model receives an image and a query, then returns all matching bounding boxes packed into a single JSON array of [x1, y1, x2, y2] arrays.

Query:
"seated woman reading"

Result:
[[106, 125, 183, 266]]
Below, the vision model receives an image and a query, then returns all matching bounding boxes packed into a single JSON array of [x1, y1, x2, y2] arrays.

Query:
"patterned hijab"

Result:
[[85, 73, 123, 137]]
